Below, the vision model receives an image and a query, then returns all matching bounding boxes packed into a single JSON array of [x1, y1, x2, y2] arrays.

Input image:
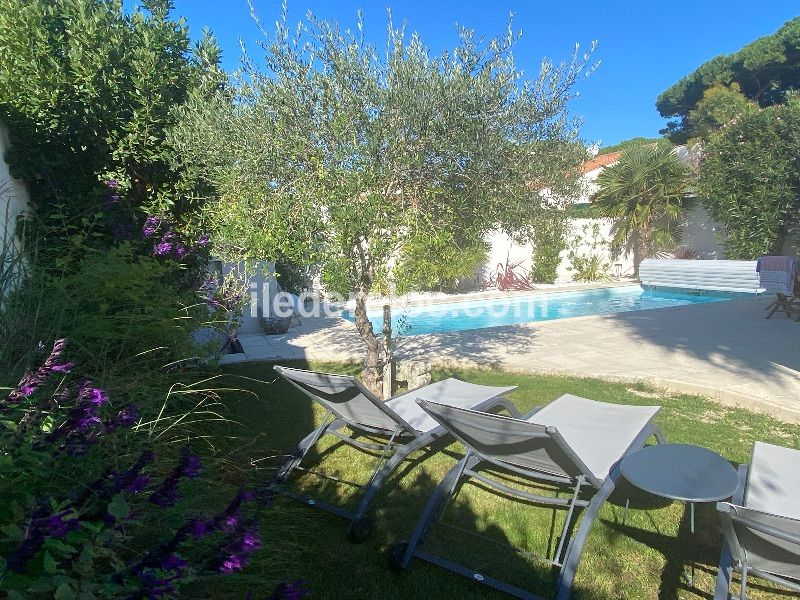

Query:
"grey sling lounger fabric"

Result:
[[715, 442, 800, 599], [272, 365, 517, 540], [390, 393, 664, 600]]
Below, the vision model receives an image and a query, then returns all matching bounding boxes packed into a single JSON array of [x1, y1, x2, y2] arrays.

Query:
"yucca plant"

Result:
[[592, 144, 692, 276]]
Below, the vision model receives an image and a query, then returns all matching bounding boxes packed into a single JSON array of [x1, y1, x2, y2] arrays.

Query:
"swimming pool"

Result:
[[342, 285, 751, 336]]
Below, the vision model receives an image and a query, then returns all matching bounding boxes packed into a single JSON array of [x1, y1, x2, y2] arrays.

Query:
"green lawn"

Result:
[[196, 361, 799, 600]]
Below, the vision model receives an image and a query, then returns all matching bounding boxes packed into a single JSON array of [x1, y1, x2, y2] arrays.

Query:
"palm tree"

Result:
[[592, 143, 692, 277]]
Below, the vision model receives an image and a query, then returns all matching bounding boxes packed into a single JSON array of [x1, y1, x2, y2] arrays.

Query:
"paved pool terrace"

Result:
[[225, 285, 800, 422]]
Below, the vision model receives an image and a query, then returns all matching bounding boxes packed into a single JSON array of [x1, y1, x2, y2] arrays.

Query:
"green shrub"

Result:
[[698, 93, 800, 258], [567, 223, 612, 283], [274, 258, 312, 296], [0, 242, 204, 380], [531, 219, 567, 284], [0, 0, 222, 248], [394, 234, 489, 294]]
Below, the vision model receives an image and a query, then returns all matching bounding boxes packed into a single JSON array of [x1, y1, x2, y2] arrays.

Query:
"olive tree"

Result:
[[171, 10, 590, 393]]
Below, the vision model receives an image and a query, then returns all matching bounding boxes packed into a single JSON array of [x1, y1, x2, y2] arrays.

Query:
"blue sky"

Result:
[[170, 1, 798, 147]]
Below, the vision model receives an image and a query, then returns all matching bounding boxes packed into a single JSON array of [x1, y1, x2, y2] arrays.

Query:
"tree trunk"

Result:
[[633, 229, 652, 279], [354, 290, 384, 397], [381, 304, 394, 400], [632, 233, 643, 279], [773, 223, 790, 256]]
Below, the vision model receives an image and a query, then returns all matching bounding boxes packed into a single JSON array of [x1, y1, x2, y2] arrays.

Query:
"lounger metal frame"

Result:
[[392, 398, 665, 600], [715, 465, 800, 599], [272, 366, 519, 540]]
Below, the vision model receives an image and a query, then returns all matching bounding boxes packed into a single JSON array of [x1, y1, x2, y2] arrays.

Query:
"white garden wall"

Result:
[[0, 121, 31, 299], [482, 205, 728, 286], [678, 203, 726, 259], [0, 123, 30, 253]]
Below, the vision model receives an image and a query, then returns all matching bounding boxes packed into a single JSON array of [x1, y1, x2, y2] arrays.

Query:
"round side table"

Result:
[[620, 443, 738, 587]]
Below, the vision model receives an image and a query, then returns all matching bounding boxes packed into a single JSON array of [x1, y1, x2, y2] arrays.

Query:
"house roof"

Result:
[[581, 152, 621, 174]]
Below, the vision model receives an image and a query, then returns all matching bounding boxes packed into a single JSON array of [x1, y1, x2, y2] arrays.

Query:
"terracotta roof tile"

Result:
[[580, 152, 621, 174]]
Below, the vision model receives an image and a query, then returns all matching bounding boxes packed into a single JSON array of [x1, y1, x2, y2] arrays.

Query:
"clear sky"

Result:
[[169, 0, 799, 147]]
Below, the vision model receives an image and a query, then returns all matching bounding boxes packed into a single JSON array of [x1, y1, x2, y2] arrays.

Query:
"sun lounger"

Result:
[[389, 394, 664, 600], [272, 365, 517, 541], [715, 441, 800, 599]]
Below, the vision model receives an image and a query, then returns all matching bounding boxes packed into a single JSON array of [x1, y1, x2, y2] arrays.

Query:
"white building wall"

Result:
[[484, 230, 534, 276], [481, 165, 732, 285], [0, 122, 31, 299], [0, 123, 30, 252], [678, 203, 726, 259], [559, 217, 635, 282]]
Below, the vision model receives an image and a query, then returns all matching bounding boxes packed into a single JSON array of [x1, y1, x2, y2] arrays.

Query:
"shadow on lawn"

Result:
[[221, 359, 630, 600], [263, 371, 615, 598]]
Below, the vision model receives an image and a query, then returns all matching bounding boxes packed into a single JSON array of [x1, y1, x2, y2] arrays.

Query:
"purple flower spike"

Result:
[[161, 554, 188, 571], [175, 244, 188, 259], [19, 384, 37, 397], [112, 404, 140, 429], [106, 449, 154, 495], [125, 474, 150, 493], [50, 362, 74, 373], [184, 454, 202, 479], [223, 515, 238, 531], [149, 447, 201, 507], [143, 216, 160, 237], [86, 388, 109, 406], [188, 519, 212, 538], [219, 555, 243, 574], [5, 339, 69, 404], [42, 510, 79, 538], [242, 531, 261, 551], [106, 179, 118, 189], [197, 234, 210, 247], [154, 242, 172, 256], [78, 415, 102, 430]]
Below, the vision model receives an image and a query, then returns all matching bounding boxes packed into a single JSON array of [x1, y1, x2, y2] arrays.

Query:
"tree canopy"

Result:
[[599, 137, 665, 154], [171, 10, 591, 392], [657, 17, 800, 142], [0, 0, 222, 245], [698, 93, 800, 259]]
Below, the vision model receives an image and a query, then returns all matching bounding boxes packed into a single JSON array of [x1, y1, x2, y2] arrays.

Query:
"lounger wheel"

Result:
[[388, 541, 410, 571], [347, 516, 373, 543]]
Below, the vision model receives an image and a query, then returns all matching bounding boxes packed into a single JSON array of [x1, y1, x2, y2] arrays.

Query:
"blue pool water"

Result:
[[342, 286, 749, 336]]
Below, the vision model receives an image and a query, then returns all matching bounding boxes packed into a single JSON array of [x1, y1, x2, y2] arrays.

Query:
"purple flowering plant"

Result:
[[141, 214, 211, 265], [0, 340, 297, 599]]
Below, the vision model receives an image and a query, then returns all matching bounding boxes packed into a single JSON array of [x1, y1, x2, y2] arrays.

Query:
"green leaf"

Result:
[[54, 582, 77, 600], [74, 542, 94, 576], [43, 550, 58, 574], [1, 524, 25, 540], [107, 494, 130, 519], [44, 538, 77, 555]]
